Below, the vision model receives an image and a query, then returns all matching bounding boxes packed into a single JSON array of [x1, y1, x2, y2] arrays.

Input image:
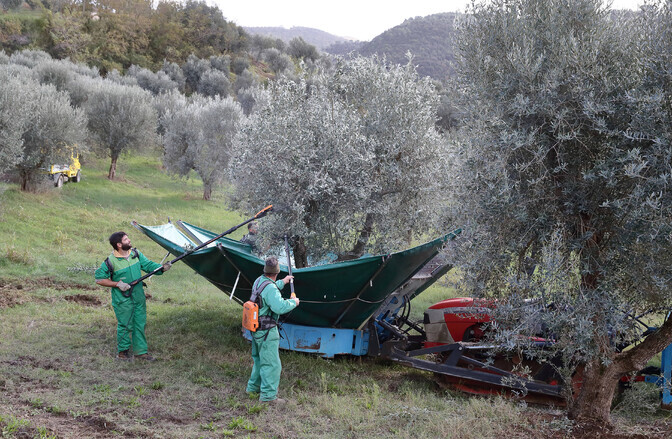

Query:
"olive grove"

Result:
[[445, 0, 672, 424]]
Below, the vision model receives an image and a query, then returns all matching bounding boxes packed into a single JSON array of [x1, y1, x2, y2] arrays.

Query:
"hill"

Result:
[[244, 26, 356, 51], [357, 12, 460, 81]]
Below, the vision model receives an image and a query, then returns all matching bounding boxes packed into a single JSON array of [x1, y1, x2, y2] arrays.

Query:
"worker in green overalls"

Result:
[[95, 231, 171, 361], [246, 257, 298, 404]]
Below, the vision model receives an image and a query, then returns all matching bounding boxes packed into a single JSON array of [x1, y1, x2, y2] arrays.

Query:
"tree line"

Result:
[[0, 0, 320, 74]]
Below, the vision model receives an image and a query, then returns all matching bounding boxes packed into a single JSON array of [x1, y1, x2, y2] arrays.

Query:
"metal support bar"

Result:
[[176, 220, 204, 245], [332, 256, 389, 327], [385, 344, 563, 397]]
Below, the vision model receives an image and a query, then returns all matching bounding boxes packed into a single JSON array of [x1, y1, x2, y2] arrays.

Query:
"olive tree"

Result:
[[445, 0, 672, 424], [162, 95, 243, 200], [262, 48, 293, 74], [197, 68, 230, 97], [230, 55, 446, 265], [182, 54, 210, 93], [160, 60, 186, 91], [84, 80, 158, 179], [0, 68, 28, 175], [127, 65, 178, 95], [1, 67, 87, 191], [287, 37, 319, 62]]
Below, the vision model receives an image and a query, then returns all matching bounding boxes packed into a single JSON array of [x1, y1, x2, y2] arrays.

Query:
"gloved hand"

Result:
[[162, 262, 172, 272], [117, 281, 131, 292]]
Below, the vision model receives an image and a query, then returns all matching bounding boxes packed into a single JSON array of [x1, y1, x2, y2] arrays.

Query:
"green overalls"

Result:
[[95, 249, 163, 355], [245, 276, 297, 401]]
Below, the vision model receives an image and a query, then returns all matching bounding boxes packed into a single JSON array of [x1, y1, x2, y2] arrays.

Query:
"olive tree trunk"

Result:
[[108, 155, 118, 180], [569, 317, 672, 423]]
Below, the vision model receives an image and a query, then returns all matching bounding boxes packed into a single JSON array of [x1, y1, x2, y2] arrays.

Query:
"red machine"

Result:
[[423, 297, 492, 347]]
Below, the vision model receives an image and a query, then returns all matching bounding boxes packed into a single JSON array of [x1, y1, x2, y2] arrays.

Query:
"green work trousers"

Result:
[[112, 287, 148, 355], [246, 327, 281, 401]]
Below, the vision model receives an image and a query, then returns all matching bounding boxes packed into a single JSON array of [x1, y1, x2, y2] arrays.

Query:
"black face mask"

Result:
[[121, 243, 132, 251]]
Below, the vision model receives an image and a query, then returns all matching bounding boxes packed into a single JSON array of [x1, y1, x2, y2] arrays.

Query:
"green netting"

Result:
[[136, 221, 459, 329]]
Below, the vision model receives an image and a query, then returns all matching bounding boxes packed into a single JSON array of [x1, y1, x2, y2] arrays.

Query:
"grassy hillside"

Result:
[[0, 154, 667, 438]]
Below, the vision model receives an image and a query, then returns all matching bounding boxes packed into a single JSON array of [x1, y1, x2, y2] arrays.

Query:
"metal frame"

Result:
[[380, 339, 564, 398]]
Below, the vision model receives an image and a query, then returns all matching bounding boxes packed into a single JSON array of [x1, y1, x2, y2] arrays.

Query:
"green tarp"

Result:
[[135, 221, 459, 329]]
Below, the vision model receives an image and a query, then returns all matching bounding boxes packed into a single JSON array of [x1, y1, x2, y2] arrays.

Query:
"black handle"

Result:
[[129, 205, 274, 287], [284, 234, 295, 296]]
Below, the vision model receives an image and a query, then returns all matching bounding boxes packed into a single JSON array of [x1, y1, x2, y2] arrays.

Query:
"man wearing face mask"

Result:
[[95, 231, 171, 361]]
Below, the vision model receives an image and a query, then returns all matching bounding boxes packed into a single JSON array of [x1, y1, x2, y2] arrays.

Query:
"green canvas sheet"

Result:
[[135, 221, 459, 329]]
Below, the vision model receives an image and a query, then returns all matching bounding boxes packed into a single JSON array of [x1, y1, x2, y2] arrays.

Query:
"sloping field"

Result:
[[0, 154, 669, 438]]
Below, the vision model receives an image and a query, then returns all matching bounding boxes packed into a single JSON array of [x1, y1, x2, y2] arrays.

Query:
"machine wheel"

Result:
[[54, 174, 64, 188], [73, 170, 81, 183]]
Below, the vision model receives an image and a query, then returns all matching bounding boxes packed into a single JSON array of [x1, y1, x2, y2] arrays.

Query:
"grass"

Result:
[[0, 152, 670, 438]]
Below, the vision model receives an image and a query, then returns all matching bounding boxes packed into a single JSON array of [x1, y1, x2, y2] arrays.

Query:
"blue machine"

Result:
[[662, 343, 672, 409], [243, 324, 369, 358]]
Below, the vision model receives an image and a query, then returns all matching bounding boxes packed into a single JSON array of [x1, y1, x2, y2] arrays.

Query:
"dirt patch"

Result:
[[0, 277, 97, 293], [0, 277, 101, 309], [64, 294, 104, 306], [0, 287, 27, 308], [521, 410, 672, 438], [2, 355, 72, 373]]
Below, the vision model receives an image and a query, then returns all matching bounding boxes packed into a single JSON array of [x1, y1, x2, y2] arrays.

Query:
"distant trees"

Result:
[[0, 0, 23, 11], [262, 48, 293, 74], [230, 55, 446, 265], [1, 0, 247, 73], [127, 65, 179, 95], [446, 0, 672, 425], [162, 96, 243, 200], [287, 37, 319, 62]]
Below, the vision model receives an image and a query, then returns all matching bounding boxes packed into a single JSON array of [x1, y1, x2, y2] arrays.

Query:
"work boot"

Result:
[[117, 350, 133, 361], [136, 353, 157, 362]]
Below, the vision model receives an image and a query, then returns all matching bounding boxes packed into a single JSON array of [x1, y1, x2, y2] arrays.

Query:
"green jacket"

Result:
[[95, 249, 163, 297], [254, 275, 297, 322]]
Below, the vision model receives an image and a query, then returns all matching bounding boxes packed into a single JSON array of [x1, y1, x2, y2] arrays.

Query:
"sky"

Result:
[[211, 0, 645, 41]]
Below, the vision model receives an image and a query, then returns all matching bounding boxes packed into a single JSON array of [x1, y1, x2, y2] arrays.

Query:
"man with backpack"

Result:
[[246, 257, 299, 404], [95, 231, 171, 361]]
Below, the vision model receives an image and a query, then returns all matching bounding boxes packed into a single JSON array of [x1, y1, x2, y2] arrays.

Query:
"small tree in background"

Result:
[[231, 56, 249, 75], [445, 0, 672, 425], [209, 54, 230, 72], [160, 60, 186, 91], [197, 68, 230, 97], [233, 68, 257, 95], [162, 95, 243, 200], [182, 54, 210, 93], [1, 0, 23, 10], [0, 68, 29, 176], [127, 65, 178, 95], [84, 81, 157, 179], [287, 37, 319, 62], [2, 67, 87, 191]]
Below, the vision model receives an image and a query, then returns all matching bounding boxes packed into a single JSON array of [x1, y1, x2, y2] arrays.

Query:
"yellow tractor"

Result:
[[47, 151, 82, 188]]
